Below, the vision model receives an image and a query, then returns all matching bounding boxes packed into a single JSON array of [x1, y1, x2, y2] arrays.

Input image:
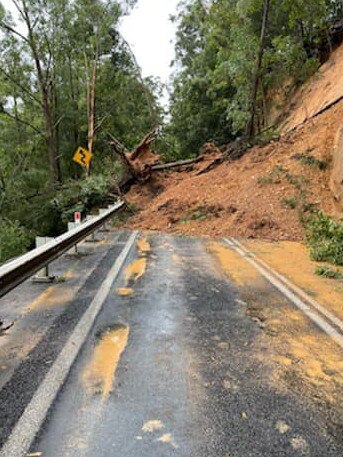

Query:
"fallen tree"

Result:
[[109, 128, 161, 191], [109, 131, 239, 195]]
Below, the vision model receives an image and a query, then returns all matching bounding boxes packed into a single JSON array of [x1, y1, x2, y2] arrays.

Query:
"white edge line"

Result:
[[0, 231, 138, 457], [229, 237, 343, 333], [223, 238, 343, 351]]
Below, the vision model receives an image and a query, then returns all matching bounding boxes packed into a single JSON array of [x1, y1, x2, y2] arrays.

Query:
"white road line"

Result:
[[0, 231, 138, 457], [223, 238, 343, 350], [230, 237, 343, 333]]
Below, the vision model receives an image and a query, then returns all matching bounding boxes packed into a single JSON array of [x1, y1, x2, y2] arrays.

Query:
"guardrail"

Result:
[[0, 201, 125, 299]]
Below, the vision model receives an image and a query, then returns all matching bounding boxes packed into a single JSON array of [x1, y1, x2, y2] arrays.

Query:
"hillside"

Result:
[[125, 45, 343, 241]]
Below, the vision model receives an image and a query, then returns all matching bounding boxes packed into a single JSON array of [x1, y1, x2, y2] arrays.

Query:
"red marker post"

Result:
[[74, 212, 81, 225]]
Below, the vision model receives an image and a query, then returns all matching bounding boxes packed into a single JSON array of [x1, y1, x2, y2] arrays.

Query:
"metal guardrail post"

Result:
[[67, 222, 79, 255], [99, 209, 110, 232], [32, 237, 55, 283], [85, 215, 97, 242]]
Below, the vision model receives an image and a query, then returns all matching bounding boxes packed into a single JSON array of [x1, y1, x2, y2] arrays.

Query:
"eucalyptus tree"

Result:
[[169, 0, 343, 155]]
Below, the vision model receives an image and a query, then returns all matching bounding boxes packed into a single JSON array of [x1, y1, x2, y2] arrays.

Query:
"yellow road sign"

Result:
[[73, 147, 93, 169]]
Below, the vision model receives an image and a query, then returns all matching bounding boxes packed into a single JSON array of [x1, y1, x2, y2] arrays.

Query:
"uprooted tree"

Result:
[[109, 127, 231, 194], [109, 127, 161, 190]]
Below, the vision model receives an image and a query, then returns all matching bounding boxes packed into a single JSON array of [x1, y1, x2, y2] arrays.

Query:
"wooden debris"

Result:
[[130, 127, 159, 161], [151, 157, 203, 172], [195, 156, 224, 176], [109, 129, 160, 191]]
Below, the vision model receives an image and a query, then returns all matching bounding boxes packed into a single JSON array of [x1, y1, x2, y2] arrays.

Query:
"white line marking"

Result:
[[230, 238, 343, 333], [223, 238, 343, 350], [0, 231, 138, 457]]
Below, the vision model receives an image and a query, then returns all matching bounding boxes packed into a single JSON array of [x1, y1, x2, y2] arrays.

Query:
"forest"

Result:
[[0, 0, 342, 263]]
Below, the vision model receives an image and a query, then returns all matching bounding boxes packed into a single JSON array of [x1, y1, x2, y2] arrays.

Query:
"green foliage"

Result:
[[181, 209, 208, 224], [51, 175, 114, 224], [307, 212, 343, 266], [293, 153, 328, 170], [282, 197, 298, 209], [315, 266, 343, 281], [0, 219, 32, 264], [0, 0, 162, 262], [168, 0, 341, 157]]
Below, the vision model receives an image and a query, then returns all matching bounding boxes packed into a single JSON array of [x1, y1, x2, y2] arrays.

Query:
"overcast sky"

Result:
[[1, 0, 179, 84], [120, 0, 179, 83]]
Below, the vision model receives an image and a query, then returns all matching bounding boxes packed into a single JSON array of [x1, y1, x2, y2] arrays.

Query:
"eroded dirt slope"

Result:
[[281, 43, 343, 133], [125, 100, 343, 241]]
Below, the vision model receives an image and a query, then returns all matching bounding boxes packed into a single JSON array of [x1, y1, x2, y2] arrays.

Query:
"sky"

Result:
[[120, 0, 179, 84], [2, 0, 179, 84]]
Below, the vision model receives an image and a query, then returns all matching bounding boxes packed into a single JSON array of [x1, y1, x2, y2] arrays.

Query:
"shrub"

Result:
[[0, 219, 32, 265], [307, 212, 343, 266], [315, 266, 343, 281], [51, 175, 113, 224]]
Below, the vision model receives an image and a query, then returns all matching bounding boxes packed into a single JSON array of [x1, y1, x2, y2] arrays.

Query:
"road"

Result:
[[0, 230, 343, 457]]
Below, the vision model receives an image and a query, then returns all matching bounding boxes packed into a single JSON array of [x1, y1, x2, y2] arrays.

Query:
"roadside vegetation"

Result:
[[315, 265, 343, 281], [307, 212, 343, 266], [0, 0, 163, 263]]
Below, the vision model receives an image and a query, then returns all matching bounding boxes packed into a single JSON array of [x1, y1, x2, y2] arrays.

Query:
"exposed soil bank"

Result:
[[125, 101, 343, 241]]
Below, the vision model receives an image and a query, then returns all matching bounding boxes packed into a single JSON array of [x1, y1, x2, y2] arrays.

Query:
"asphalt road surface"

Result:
[[0, 230, 342, 457]]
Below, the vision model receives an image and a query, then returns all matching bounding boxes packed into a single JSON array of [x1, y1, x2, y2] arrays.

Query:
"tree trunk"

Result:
[[0, 164, 6, 191], [87, 35, 99, 177], [87, 59, 97, 173], [247, 0, 270, 138], [21, 0, 62, 185], [39, 65, 62, 184]]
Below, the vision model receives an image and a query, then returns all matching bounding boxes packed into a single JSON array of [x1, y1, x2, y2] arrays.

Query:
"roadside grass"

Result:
[[315, 266, 343, 281]]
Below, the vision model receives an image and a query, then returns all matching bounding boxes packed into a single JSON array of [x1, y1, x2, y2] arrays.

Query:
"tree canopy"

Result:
[[167, 0, 343, 156], [0, 0, 163, 262]]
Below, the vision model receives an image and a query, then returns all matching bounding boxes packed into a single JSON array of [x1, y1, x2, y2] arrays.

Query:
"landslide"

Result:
[[124, 46, 343, 241]]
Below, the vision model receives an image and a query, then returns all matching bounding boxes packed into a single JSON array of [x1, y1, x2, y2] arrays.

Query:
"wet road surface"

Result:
[[0, 231, 343, 456]]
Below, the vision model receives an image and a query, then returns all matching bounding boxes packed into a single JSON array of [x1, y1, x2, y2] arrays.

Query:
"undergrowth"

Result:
[[315, 266, 343, 281], [0, 219, 32, 264], [307, 212, 343, 266], [293, 153, 328, 170], [51, 175, 115, 224]]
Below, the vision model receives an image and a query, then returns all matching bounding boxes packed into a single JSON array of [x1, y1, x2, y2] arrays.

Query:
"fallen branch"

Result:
[[151, 157, 203, 171], [195, 156, 224, 175]]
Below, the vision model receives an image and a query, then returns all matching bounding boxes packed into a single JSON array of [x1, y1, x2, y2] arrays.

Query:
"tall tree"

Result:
[[247, 0, 270, 138], [0, 0, 62, 183]]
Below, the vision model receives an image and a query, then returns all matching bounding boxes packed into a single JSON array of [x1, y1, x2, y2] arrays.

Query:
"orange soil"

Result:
[[282, 43, 343, 133], [125, 100, 343, 241]]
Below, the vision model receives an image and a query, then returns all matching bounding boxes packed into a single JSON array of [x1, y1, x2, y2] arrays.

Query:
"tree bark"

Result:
[[86, 31, 100, 177], [67, 52, 79, 150], [20, 0, 62, 184], [88, 59, 97, 161], [247, 0, 270, 138], [0, 163, 6, 191]]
